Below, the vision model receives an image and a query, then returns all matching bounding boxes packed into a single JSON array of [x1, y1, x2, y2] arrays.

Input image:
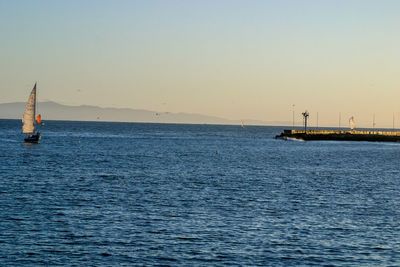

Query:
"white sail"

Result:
[[22, 83, 36, 134]]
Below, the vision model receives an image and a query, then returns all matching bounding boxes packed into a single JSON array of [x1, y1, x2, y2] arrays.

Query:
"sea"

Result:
[[1, 119, 400, 266]]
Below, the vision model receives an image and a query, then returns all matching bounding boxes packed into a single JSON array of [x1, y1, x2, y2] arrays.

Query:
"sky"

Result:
[[1, 0, 400, 127]]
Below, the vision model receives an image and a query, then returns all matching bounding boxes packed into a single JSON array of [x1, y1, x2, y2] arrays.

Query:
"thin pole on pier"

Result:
[[317, 112, 319, 129], [339, 112, 341, 131], [398, 112, 400, 131], [302, 110, 309, 133], [292, 104, 295, 129], [393, 113, 395, 131], [373, 113, 375, 130]]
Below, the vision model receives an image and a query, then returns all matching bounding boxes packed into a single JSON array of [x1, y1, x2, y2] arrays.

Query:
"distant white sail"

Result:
[[22, 83, 36, 134]]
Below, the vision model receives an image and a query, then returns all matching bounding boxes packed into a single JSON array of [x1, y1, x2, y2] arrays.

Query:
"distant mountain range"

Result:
[[0, 101, 289, 126]]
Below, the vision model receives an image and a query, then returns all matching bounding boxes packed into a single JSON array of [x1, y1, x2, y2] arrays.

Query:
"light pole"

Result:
[[373, 113, 375, 130], [393, 112, 395, 131], [302, 110, 309, 133], [292, 104, 295, 128]]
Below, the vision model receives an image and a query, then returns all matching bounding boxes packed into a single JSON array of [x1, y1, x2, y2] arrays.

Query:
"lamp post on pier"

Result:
[[292, 104, 295, 129], [393, 112, 395, 131], [302, 110, 309, 134], [373, 113, 376, 130]]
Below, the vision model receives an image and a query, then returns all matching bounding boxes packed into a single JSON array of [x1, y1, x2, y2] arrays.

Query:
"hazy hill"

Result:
[[0, 101, 288, 125]]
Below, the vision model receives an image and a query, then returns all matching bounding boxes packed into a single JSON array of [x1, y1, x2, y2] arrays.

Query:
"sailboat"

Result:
[[241, 120, 245, 128], [22, 83, 42, 143]]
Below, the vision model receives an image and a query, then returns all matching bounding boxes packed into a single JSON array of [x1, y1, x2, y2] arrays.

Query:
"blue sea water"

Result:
[[1, 119, 400, 266]]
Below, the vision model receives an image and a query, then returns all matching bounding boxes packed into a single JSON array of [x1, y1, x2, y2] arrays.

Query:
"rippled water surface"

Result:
[[1, 119, 400, 266]]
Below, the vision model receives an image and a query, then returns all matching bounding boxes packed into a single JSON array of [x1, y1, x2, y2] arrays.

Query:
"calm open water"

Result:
[[1, 119, 400, 266]]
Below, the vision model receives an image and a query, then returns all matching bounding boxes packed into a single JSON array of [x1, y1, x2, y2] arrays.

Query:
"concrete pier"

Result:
[[275, 129, 400, 142]]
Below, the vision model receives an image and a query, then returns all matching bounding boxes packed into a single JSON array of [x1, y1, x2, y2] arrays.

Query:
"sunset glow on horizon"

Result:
[[2, 0, 400, 127]]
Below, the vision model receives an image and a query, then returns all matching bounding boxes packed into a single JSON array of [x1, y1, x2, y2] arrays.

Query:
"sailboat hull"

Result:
[[24, 132, 41, 143]]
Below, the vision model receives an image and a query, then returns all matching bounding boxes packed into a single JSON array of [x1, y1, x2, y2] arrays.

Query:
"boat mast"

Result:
[[34, 82, 37, 131]]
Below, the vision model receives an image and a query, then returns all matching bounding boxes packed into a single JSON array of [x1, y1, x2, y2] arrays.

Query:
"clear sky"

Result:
[[1, 0, 400, 127]]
